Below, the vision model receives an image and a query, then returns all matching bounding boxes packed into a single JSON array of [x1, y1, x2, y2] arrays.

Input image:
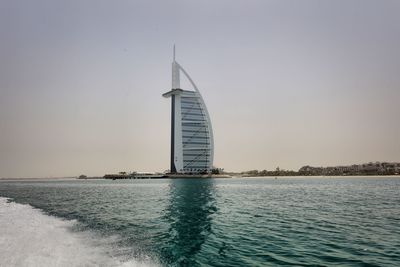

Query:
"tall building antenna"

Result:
[[172, 44, 180, 89]]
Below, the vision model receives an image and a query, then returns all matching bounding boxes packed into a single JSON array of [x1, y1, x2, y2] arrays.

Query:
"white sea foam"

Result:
[[0, 197, 156, 267]]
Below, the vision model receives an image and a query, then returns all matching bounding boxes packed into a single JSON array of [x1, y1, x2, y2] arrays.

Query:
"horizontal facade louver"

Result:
[[180, 91, 212, 172]]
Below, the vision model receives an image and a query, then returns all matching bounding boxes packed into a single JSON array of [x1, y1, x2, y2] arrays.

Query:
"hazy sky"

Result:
[[1, 0, 399, 177]]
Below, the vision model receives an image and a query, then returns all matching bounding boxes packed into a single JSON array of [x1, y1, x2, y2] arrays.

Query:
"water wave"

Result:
[[0, 197, 156, 267]]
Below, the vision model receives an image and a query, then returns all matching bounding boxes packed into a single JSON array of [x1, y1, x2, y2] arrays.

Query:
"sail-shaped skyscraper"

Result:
[[163, 47, 214, 174]]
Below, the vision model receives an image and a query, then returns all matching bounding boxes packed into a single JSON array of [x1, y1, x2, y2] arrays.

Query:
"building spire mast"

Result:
[[172, 44, 180, 89]]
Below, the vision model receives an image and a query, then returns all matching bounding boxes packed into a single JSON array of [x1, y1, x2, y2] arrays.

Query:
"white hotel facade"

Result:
[[163, 48, 214, 174]]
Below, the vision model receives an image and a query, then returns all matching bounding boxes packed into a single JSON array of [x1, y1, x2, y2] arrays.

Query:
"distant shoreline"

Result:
[[1, 175, 400, 180], [0, 177, 78, 181]]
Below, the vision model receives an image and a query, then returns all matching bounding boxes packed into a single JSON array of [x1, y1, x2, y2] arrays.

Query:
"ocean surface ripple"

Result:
[[0, 177, 399, 266]]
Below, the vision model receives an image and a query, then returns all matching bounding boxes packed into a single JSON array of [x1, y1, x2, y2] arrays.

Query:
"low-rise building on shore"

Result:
[[298, 162, 400, 176]]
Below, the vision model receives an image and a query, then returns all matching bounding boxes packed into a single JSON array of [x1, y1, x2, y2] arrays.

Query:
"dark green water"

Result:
[[1, 177, 399, 266]]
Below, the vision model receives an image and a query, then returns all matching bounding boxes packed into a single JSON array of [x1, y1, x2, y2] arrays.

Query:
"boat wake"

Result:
[[0, 197, 157, 267]]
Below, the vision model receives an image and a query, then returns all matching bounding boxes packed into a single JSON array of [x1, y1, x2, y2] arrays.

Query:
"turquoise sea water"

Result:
[[0, 177, 399, 266]]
